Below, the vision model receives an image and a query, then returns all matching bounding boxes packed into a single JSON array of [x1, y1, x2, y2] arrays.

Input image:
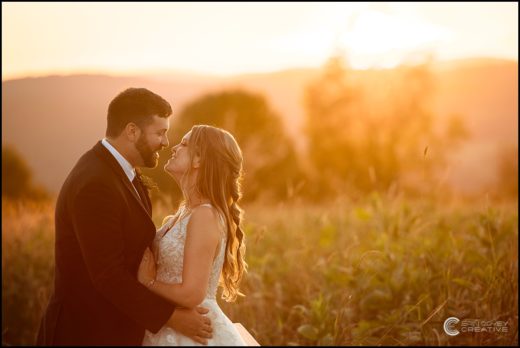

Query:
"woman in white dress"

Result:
[[138, 125, 248, 346]]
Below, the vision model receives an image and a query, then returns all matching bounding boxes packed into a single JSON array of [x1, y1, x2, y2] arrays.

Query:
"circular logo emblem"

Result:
[[444, 317, 460, 336]]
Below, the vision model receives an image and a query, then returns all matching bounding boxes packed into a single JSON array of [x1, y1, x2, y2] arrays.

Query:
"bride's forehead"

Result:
[[182, 131, 192, 141]]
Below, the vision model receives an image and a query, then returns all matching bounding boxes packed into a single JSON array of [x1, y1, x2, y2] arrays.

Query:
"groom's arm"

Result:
[[71, 181, 174, 333]]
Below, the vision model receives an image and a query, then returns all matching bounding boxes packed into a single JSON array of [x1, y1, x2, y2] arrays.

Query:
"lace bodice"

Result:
[[152, 204, 226, 300], [143, 204, 247, 346]]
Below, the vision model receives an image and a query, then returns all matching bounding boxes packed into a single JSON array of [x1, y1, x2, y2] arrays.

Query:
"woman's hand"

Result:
[[138, 248, 156, 287]]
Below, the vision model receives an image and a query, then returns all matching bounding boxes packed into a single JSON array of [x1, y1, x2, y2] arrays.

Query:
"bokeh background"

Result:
[[2, 2, 518, 346]]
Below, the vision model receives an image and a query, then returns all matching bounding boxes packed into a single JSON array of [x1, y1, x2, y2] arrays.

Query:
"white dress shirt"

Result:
[[101, 138, 139, 195]]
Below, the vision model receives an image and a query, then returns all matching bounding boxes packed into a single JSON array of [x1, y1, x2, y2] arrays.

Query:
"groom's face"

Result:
[[135, 115, 170, 168]]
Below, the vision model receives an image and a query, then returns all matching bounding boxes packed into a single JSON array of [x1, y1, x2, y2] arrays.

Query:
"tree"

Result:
[[303, 56, 363, 197], [2, 145, 50, 200], [496, 145, 518, 200], [142, 89, 304, 203], [303, 55, 467, 197]]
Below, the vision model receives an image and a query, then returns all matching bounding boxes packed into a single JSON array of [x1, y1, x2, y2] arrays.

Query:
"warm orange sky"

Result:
[[2, 2, 518, 80]]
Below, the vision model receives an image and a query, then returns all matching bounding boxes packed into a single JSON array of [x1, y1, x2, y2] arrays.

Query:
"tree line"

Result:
[[3, 56, 517, 203]]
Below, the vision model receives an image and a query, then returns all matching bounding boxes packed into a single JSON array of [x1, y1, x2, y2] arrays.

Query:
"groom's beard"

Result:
[[136, 135, 160, 168]]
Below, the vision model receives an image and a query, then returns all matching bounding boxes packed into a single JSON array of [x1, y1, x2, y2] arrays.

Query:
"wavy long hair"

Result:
[[181, 125, 247, 302]]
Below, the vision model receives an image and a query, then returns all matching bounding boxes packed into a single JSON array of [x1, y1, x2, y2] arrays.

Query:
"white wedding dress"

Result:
[[142, 204, 246, 346]]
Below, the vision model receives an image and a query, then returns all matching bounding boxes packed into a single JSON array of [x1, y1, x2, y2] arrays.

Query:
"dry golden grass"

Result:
[[2, 194, 518, 345]]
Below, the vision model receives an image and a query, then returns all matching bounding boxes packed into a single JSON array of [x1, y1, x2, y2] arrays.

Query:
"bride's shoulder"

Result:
[[188, 204, 226, 237]]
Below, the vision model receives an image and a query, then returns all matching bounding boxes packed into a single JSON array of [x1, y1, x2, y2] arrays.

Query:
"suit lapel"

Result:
[[93, 141, 152, 218]]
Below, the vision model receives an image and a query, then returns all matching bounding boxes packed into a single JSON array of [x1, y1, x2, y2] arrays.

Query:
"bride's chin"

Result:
[[164, 166, 180, 179], [164, 164, 173, 174]]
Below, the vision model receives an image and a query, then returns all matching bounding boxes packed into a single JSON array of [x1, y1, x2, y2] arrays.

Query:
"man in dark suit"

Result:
[[37, 88, 213, 345]]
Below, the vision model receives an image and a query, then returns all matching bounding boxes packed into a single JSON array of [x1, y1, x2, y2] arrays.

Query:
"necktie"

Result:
[[132, 175, 151, 214]]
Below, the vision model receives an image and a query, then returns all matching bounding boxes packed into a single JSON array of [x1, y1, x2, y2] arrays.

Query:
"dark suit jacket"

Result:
[[36, 141, 176, 346]]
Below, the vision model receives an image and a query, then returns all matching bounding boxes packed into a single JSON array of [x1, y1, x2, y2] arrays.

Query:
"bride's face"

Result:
[[164, 131, 193, 177]]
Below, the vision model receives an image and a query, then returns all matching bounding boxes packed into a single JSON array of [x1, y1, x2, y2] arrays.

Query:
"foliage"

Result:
[[2, 145, 50, 201], [141, 89, 304, 204], [2, 200, 55, 345], [2, 195, 517, 346], [303, 56, 468, 198], [222, 195, 518, 346], [495, 145, 518, 199]]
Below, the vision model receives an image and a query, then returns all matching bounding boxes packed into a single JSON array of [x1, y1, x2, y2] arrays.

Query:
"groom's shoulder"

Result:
[[66, 143, 114, 185]]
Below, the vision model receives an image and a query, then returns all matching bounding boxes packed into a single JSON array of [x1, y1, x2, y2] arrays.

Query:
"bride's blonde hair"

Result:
[[181, 124, 247, 302]]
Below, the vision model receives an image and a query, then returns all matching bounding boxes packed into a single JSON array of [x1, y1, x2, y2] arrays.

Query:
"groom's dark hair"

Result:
[[106, 87, 172, 137]]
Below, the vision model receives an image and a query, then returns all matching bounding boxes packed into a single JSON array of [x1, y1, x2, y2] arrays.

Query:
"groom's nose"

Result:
[[161, 136, 169, 148]]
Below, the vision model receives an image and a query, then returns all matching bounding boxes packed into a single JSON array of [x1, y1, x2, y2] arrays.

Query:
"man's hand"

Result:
[[167, 307, 213, 345], [138, 248, 156, 286]]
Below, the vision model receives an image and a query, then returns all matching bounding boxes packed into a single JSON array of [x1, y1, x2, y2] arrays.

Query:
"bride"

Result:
[[138, 125, 248, 346]]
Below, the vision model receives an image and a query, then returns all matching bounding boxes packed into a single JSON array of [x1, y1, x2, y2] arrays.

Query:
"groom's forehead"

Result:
[[148, 115, 170, 129]]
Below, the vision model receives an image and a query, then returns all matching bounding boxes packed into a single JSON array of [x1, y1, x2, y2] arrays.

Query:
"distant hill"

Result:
[[2, 58, 517, 194]]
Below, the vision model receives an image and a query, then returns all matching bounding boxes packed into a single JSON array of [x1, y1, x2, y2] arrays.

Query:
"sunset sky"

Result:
[[2, 2, 518, 80]]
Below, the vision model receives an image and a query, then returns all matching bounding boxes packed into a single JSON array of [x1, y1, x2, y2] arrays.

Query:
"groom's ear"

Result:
[[125, 122, 141, 142]]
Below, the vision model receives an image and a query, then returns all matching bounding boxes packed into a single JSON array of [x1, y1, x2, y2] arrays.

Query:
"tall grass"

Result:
[[220, 194, 518, 346], [2, 199, 55, 345], [2, 194, 518, 345]]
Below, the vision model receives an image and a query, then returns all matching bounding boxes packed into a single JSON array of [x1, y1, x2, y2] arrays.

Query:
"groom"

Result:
[[37, 88, 213, 345]]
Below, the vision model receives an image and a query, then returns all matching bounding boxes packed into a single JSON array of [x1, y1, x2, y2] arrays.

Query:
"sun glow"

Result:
[[337, 10, 453, 69], [2, 2, 517, 79]]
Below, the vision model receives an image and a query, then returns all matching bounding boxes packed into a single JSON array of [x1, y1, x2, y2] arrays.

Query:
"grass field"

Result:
[[2, 193, 518, 345]]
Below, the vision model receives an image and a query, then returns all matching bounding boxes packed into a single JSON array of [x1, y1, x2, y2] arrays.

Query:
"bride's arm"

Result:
[[138, 206, 221, 308]]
